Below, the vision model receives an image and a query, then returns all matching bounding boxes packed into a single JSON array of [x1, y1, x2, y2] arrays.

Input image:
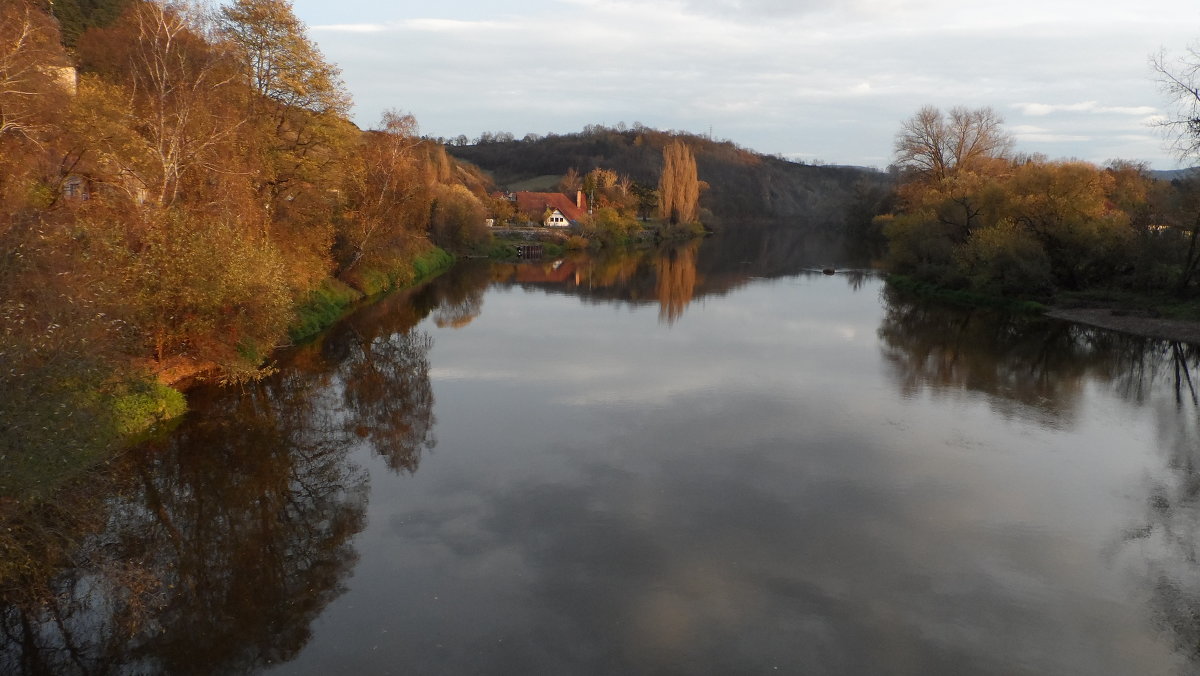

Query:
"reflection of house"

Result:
[[512, 259, 579, 284], [514, 191, 588, 227]]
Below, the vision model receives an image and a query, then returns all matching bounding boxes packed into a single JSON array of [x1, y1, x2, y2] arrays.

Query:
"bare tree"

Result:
[[1154, 48, 1200, 291], [893, 105, 1013, 182], [126, 1, 244, 207], [1154, 47, 1200, 160], [0, 2, 67, 145]]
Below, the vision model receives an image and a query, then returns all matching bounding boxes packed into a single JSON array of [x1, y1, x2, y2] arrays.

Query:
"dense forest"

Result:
[[0, 0, 496, 493]]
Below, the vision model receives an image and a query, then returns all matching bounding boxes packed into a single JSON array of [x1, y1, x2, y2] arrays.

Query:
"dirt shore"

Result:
[[1045, 308, 1200, 344]]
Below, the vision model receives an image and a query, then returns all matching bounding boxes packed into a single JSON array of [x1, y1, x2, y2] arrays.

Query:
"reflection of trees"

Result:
[[655, 241, 700, 324], [1117, 342, 1200, 665], [340, 328, 436, 474], [431, 259, 490, 330], [844, 269, 869, 292], [0, 370, 367, 675], [0, 258, 463, 673], [879, 288, 1200, 666], [877, 288, 1128, 421]]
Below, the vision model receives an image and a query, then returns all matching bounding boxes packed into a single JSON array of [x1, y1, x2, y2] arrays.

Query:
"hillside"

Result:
[[446, 126, 891, 234]]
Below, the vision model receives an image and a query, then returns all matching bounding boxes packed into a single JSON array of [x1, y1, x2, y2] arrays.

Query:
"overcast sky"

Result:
[[289, 0, 1200, 169]]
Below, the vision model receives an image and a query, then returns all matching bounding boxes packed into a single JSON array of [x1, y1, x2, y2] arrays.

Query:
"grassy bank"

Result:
[[886, 275, 1048, 314], [290, 247, 454, 343], [4, 248, 453, 504], [488, 237, 571, 260], [1054, 288, 1200, 322]]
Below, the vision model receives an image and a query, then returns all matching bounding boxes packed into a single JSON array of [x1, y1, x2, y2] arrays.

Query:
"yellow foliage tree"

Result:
[[658, 140, 699, 224]]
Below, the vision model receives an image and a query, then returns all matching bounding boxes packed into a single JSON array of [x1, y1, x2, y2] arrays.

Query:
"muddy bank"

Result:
[[1046, 308, 1200, 345]]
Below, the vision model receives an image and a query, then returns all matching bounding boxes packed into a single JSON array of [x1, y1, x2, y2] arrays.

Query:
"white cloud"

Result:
[[292, 0, 1199, 168], [1013, 101, 1159, 116], [1014, 133, 1092, 144], [310, 23, 390, 33]]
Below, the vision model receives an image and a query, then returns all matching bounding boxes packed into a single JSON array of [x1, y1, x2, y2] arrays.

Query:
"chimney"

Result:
[[576, 190, 585, 209]]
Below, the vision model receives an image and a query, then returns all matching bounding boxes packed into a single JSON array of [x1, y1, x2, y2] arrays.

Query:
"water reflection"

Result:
[[0, 377, 368, 675], [492, 228, 835, 325], [879, 287, 1200, 422], [879, 288, 1200, 667], [9, 238, 1200, 674], [654, 241, 699, 324], [0, 268, 458, 674], [341, 328, 436, 474]]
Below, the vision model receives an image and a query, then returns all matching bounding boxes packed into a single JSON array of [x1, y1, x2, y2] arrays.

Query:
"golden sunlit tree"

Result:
[[338, 110, 427, 274], [658, 139, 700, 224]]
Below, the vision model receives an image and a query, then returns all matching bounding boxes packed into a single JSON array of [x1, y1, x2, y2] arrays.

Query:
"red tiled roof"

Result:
[[514, 260, 578, 283], [514, 191, 587, 222]]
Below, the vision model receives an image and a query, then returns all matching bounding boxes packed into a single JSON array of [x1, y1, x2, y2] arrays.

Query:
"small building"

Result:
[[62, 174, 90, 201], [514, 190, 589, 227]]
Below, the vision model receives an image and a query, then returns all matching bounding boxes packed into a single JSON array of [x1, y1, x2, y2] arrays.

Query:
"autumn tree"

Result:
[[658, 139, 700, 224], [219, 0, 348, 116], [220, 0, 353, 226], [430, 183, 488, 251], [338, 110, 429, 274], [888, 106, 1015, 251], [558, 167, 581, 193], [75, 1, 246, 208], [0, 1, 76, 214], [0, 2, 70, 145]]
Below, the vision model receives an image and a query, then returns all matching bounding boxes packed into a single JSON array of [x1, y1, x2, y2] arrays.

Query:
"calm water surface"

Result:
[[5, 235, 1200, 675]]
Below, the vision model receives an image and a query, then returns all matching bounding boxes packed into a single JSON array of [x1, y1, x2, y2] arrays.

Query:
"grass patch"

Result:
[[289, 278, 364, 343], [504, 174, 562, 191], [110, 378, 187, 438], [887, 275, 1048, 314], [1056, 288, 1200, 321], [1, 373, 186, 502], [289, 248, 455, 343], [488, 238, 568, 261], [410, 247, 455, 282]]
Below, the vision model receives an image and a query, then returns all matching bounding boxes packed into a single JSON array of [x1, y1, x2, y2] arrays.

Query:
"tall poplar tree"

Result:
[[658, 139, 699, 224]]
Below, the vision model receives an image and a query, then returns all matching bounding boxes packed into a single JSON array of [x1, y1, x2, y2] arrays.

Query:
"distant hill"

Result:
[[1151, 168, 1200, 182], [445, 126, 891, 234]]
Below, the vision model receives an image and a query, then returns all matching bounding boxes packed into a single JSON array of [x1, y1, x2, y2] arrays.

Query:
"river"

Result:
[[3, 233, 1200, 675]]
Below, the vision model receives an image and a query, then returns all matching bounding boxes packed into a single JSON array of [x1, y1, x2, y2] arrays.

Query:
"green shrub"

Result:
[[581, 207, 642, 246], [880, 212, 959, 283], [957, 219, 1054, 298], [110, 378, 187, 438]]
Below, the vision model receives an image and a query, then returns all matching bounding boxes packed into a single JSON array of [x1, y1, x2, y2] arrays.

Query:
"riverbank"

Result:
[[487, 223, 703, 261], [885, 275, 1048, 313], [3, 248, 455, 503], [1046, 308, 1200, 344], [289, 247, 455, 345], [887, 275, 1200, 345]]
